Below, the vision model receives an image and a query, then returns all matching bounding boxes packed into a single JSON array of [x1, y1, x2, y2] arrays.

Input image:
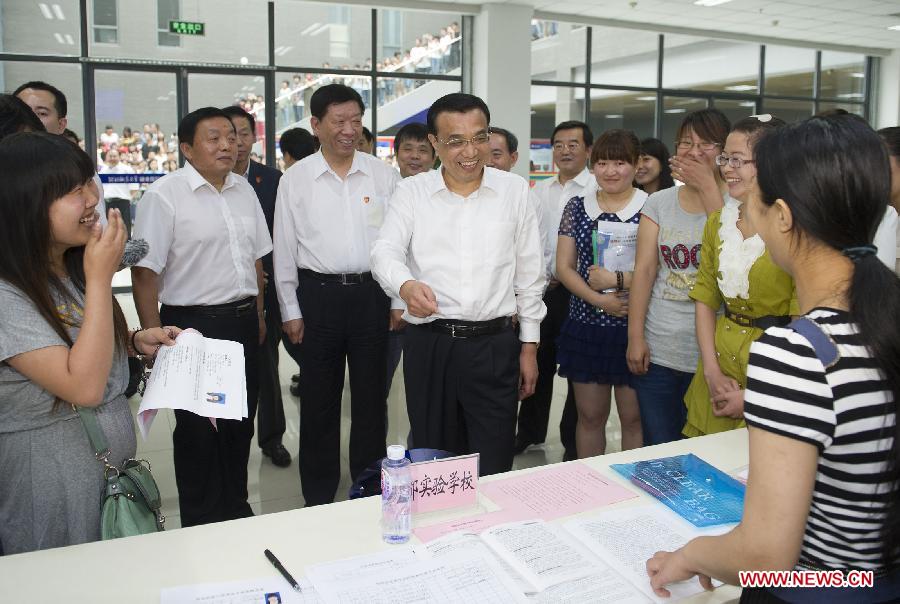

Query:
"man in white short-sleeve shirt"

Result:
[[371, 93, 546, 475], [273, 84, 400, 506], [521, 120, 593, 461], [132, 107, 272, 527]]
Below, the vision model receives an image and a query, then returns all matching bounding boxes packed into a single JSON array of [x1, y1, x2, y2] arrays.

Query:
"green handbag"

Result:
[[77, 406, 166, 539]]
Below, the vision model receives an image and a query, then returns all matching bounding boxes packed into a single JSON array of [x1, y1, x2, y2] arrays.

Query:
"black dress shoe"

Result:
[[289, 382, 300, 397], [262, 443, 292, 468], [513, 436, 534, 456], [291, 373, 300, 383]]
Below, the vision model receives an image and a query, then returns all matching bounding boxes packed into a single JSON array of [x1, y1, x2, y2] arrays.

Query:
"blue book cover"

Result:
[[610, 454, 745, 528]]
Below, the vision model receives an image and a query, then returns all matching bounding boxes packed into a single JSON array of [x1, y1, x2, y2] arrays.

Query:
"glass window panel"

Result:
[[661, 96, 708, 149], [760, 98, 814, 124], [93, 0, 118, 44], [530, 84, 586, 176], [376, 10, 461, 78], [764, 45, 815, 97], [819, 51, 866, 101], [584, 27, 658, 88], [189, 72, 268, 163], [588, 89, 656, 141], [0, 61, 84, 135], [816, 102, 865, 117], [711, 98, 759, 127], [275, 1, 371, 69], [531, 22, 586, 82], [0, 0, 81, 56], [90, 0, 267, 64], [377, 77, 460, 170], [663, 34, 759, 93]]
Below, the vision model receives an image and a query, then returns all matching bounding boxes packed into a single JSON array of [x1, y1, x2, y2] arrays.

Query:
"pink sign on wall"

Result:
[[410, 453, 479, 514]]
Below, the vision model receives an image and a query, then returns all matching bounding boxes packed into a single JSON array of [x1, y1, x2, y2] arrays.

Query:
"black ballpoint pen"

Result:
[[264, 548, 303, 593]]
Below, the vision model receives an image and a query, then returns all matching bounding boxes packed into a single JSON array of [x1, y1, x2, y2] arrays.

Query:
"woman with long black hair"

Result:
[[0, 132, 179, 554], [646, 114, 900, 602]]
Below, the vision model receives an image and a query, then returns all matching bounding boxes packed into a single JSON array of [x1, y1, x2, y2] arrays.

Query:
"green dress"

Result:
[[682, 202, 797, 437]]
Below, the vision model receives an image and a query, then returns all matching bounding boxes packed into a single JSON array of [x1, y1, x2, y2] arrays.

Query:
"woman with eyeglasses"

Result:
[[647, 112, 900, 604], [626, 109, 730, 445], [556, 129, 648, 457], [680, 115, 798, 438], [635, 138, 675, 195]]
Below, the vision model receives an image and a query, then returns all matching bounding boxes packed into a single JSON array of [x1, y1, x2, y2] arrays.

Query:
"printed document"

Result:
[[137, 329, 247, 438], [160, 576, 321, 604]]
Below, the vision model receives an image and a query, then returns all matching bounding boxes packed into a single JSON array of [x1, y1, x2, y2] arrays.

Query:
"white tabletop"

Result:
[[0, 430, 748, 603]]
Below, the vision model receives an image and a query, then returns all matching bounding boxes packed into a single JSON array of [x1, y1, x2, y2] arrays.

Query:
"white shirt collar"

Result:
[[183, 160, 238, 193], [427, 165, 501, 197], [554, 166, 591, 189], [311, 150, 372, 180], [581, 179, 647, 222]]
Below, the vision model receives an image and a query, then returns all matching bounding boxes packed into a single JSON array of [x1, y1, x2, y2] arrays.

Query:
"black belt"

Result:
[[164, 296, 256, 318], [422, 317, 512, 338], [725, 308, 790, 330], [298, 268, 374, 285]]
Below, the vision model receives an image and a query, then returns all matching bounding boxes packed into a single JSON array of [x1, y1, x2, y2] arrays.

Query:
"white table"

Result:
[[0, 430, 748, 602]]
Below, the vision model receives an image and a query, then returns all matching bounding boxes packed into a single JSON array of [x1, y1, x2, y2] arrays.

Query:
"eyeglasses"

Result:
[[715, 154, 756, 169], [436, 132, 491, 149], [553, 142, 582, 152], [675, 140, 720, 151]]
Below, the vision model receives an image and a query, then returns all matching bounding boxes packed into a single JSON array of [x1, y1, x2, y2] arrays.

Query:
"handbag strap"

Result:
[[75, 405, 113, 465]]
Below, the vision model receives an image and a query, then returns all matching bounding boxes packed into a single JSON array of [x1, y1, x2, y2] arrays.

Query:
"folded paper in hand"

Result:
[[137, 329, 247, 439]]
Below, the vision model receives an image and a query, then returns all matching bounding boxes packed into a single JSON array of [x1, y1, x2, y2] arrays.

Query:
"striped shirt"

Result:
[[744, 308, 895, 571]]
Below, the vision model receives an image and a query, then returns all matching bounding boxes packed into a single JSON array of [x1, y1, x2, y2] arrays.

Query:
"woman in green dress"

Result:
[[682, 115, 798, 437]]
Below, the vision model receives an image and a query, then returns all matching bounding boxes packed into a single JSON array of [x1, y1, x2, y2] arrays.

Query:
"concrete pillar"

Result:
[[875, 50, 900, 129], [473, 3, 533, 179]]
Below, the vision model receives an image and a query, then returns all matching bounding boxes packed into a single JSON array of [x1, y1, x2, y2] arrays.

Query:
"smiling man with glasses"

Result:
[[371, 93, 547, 475]]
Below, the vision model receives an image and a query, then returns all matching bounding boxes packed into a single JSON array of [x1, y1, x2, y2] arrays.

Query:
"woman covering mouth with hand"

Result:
[[681, 114, 797, 437]]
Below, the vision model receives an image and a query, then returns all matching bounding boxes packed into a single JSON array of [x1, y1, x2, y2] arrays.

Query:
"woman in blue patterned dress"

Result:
[[556, 129, 648, 457]]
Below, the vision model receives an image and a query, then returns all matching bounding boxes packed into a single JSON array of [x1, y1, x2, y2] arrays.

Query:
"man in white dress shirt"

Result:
[[132, 107, 272, 526], [273, 84, 400, 505], [371, 93, 546, 475], [518, 120, 593, 461]]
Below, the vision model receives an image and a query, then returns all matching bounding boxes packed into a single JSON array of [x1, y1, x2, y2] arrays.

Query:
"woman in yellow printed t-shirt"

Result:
[[682, 115, 798, 437]]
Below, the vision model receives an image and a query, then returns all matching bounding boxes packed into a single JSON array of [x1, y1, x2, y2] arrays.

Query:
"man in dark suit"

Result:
[[222, 105, 291, 468]]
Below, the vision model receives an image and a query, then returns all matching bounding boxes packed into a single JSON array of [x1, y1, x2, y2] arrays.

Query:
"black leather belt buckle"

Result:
[[338, 272, 365, 285]]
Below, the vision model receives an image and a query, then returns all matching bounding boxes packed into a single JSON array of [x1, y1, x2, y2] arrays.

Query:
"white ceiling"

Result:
[[393, 0, 900, 52]]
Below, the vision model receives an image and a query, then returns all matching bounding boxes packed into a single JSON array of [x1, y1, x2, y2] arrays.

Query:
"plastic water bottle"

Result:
[[381, 444, 412, 544]]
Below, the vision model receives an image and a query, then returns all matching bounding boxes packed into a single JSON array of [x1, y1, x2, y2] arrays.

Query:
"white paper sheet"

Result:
[[160, 576, 322, 604], [137, 329, 247, 438], [480, 520, 597, 593], [309, 550, 526, 604], [420, 531, 532, 593], [527, 571, 651, 604], [564, 505, 733, 603]]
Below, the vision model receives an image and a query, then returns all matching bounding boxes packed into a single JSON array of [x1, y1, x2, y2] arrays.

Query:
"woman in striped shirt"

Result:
[[646, 114, 900, 602]]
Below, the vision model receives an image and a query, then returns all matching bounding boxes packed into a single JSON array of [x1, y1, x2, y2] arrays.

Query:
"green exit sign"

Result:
[[169, 20, 205, 36]]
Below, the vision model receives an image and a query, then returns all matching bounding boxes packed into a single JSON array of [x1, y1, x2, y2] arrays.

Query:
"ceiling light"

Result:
[[636, 96, 656, 101], [311, 24, 330, 36], [53, 32, 64, 43], [664, 108, 687, 114], [51, 3, 65, 19], [850, 72, 865, 78], [64, 33, 74, 45], [837, 93, 863, 99], [605, 114, 623, 119], [725, 84, 757, 91], [694, 0, 733, 6], [739, 101, 756, 107], [889, 25, 900, 31], [38, 3, 53, 19]]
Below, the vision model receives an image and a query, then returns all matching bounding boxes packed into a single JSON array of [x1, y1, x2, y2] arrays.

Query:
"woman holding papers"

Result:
[[0, 132, 178, 554], [681, 115, 797, 438], [647, 114, 900, 601], [556, 129, 647, 457], [626, 109, 730, 446]]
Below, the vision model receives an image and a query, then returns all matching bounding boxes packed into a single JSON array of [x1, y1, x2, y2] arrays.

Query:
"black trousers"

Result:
[[159, 302, 259, 527], [516, 284, 573, 446], [256, 281, 286, 449], [105, 196, 132, 238], [404, 323, 520, 476], [296, 276, 389, 506]]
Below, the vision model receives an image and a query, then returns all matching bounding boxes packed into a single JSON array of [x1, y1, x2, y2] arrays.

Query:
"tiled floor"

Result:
[[119, 293, 623, 530]]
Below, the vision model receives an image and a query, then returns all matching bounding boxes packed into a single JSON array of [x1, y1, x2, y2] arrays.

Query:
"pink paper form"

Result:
[[480, 462, 638, 521]]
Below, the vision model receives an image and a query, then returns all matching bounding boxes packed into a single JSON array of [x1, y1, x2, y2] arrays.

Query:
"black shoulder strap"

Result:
[[788, 317, 839, 368]]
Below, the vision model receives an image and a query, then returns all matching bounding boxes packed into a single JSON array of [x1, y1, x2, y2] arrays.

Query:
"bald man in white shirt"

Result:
[[372, 93, 546, 475]]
